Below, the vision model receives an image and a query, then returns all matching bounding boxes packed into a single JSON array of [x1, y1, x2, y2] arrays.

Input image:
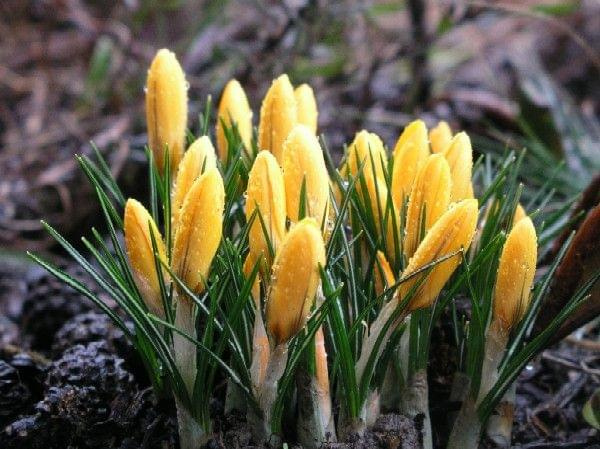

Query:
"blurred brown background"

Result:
[[1, 0, 598, 251]]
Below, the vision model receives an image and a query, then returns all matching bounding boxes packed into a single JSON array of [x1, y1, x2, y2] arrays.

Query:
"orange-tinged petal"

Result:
[[294, 84, 318, 134], [282, 125, 329, 225], [145, 49, 188, 174], [172, 167, 225, 294], [266, 218, 326, 345], [346, 130, 388, 184], [443, 132, 473, 202], [403, 154, 452, 259], [124, 199, 167, 317], [216, 79, 253, 161], [391, 122, 430, 210], [374, 250, 396, 297], [246, 151, 287, 267], [171, 136, 217, 230], [258, 74, 297, 163], [400, 199, 478, 311], [493, 217, 537, 331], [429, 121, 452, 154]]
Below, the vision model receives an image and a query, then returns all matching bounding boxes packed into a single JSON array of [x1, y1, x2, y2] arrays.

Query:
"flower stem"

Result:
[[399, 368, 432, 449]]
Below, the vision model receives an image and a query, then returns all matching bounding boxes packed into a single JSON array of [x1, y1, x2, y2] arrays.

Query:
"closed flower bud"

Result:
[[394, 120, 429, 158], [216, 79, 253, 161], [266, 218, 326, 345], [172, 167, 225, 294], [365, 176, 399, 262], [171, 136, 217, 230], [400, 199, 478, 311], [258, 74, 297, 163], [294, 84, 318, 134], [429, 121, 453, 154], [403, 154, 452, 259], [443, 132, 474, 202], [493, 217, 537, 332], [374, 250, 396, 297], [391, 120, 430, 211], [246, 151, 287, 267], [282, 125, 329, 224], [124, 199, 167, 317], [346, 130, 388, 184], [145, 49, 188, 174]]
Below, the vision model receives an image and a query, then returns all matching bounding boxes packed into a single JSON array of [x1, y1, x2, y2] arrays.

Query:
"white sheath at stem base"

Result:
[[447, 320, 509, 449], [175, 397, 206, 449], [248, 343, 288, 446], [173, 296, 205, 448], [399, 369, 433, 449]]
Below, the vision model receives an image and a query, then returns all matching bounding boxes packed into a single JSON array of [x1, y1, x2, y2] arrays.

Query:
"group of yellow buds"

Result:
[[121, 48, 540, 447]]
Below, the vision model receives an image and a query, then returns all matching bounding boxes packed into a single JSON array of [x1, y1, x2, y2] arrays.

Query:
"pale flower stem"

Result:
[[248, 343, 288, 445], [175, 397, 206, 449], [485, 381, 517, 448], [399, 369, 432, 449], [173, 295, 204, 447], [447, 320, 509, 449]]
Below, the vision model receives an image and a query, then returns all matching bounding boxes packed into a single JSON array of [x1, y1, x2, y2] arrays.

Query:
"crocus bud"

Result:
[[216, 79, 253, 161], [400, 199, 478, 311], [374, 250, 396, 297], [172, 167, 225, 294], [394, 120, 429, 158], [266, 218, 326, 346], [246, 151, 287, 268], [403, 154, 452, 259], [493, 217, 537, 332], [443, 132, 474, 202], [282, 125, 329, 225], [429, 121, 452, 154], [391, 120, 430, 211], [294, 84, 318, 134], [365, 175, 398, 257], [145, 49, 188, 174], [124, 199, 167, 317], [171, 136, 217, 230], [346, 130, 388, 185], [258, 74, 297, 163]]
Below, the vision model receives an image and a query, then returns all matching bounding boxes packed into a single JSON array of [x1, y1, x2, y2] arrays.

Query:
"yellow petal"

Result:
[[145, 49, 188, 175], [346, 130, 388, 184], [365, 176, 399, 263], [172, 167, 225, 294], [394, 120, 429, 157], [258, 74, 297, 163], [294, 84, 318, 134], [266, 218, 326, 345], [246, 151, 287, 267], [493, 217, 537, 331], [443, 132, 473, 202], [403, 154, 452, 259], [216, 79, 253, 161], [429, 121, 453, 154], [374, 250, 396, 298], [171, 136, 217, 230], [391, 121, 430, 211], [282, 125, 329, 225], [400, 198, 478, 311], [124, 199, 167, 317]]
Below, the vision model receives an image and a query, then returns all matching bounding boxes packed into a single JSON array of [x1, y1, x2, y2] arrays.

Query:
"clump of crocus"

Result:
[[145, 49, 188, 174]]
